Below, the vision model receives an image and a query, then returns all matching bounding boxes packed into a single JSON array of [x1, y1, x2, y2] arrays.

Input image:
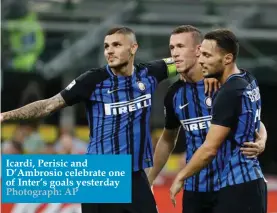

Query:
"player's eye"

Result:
[[203, 52, 210, 58], [113, 43, 121, 47]]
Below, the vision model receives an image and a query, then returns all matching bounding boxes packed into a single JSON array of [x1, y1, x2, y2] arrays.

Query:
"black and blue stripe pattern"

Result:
[[165, 80, 220, 192], [214, 71, 264, 188]]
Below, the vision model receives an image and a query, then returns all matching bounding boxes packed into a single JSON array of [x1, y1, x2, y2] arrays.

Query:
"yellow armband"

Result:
[[163, 58, 177, 77]]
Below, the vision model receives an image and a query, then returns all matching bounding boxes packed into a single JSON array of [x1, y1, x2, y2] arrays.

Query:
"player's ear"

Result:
[[196, 44, 201, 57], [224, 53, 233, 65], [131, 43, 138, 55]]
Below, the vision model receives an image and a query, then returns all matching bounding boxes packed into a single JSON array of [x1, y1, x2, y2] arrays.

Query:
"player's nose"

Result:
[[172, 50, 180, 58], [198, 55, 204, 66], [106, 46, 115, 54]]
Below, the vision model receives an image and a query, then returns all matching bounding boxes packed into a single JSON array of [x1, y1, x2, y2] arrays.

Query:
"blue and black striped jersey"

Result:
[[164, 79, 220, 192], [60, 59, 176, 171], [211, 71, 264, 188]]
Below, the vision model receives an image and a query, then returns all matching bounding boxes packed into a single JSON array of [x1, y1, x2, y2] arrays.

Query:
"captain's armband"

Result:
[[163, 58, 177, 77]]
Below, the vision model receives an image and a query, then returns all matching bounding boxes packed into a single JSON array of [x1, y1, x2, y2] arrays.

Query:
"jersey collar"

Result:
[[106, 65, 136, 79], [226, 70, 246, 82]]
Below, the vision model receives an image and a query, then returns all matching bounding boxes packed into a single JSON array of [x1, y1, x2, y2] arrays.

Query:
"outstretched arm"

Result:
[[0, 69, 108, 123], [1, 93, 66, 122]]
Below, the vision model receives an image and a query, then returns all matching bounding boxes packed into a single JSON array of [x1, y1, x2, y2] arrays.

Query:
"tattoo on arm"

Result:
[[2, 94, 67, 121]]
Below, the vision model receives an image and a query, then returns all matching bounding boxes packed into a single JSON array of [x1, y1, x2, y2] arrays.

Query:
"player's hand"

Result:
[[170, 177, 184, 207], [241, 131, 265, 158], [204, 78, 220, 97]]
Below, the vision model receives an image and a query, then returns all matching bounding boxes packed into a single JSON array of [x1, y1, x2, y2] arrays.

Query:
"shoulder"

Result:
[[214, 75, 247, 104], [169, 79, 184, 93], [165, 80, 184, 100], [80, 67, 108, 78], [136, 59, 166, 69], [136, 60, 169, 76], [241, 69, 256, 80], [76, 67, 109, 84], [241, 69, 259, 87], [221, 74, 249, 93]]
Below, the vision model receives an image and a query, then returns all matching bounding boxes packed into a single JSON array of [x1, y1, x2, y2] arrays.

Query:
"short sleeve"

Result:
[[142, 58, 177, 83], [164, 89, 180, 129], [211, 87, 241, 128], [60, 69, 108, 106]]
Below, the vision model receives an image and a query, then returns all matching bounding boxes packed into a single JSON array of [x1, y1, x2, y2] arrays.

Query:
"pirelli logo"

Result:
[[104, 94, 151, 115], [180, 115, 212, 131]]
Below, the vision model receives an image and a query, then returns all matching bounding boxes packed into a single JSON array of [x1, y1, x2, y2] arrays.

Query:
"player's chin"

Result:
[[176, 66, 186, 73], [108, 62, 120, 68], [176, 69, 185, 74], [109, 61, 128, 69]]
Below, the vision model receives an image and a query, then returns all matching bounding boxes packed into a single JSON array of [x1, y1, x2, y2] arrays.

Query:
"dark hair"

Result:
[[204, 29, 239, 61], [105, 26, 137, 41], [171, 25, 203, 45]]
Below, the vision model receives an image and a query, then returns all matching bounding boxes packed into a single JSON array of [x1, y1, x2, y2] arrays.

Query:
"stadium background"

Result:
[[1, 0, 277, 212]]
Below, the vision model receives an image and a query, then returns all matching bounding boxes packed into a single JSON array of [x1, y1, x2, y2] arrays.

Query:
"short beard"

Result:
[[109, 60, 129, 69], [204, 69, 223, 79]]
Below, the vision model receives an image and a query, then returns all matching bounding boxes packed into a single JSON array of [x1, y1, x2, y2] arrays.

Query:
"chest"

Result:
[[89, 76, 156, 116], [173, 86, 212, 131]]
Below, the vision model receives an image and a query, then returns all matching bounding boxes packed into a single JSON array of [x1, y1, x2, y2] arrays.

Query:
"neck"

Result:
[[110, 59, 134, 77], [181, 62, 203, 83], [219, 63, 240, 84]]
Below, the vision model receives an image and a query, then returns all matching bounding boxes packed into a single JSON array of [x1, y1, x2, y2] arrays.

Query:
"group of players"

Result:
[[1, 24, 268, 213]]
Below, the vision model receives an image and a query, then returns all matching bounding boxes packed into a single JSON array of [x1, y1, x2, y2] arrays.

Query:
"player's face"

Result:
[[169, 32, 200, 73], [104, 33, 136, 68], [199, 39, 225, 78]]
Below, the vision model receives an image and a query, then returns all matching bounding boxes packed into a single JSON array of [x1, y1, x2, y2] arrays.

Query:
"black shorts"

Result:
[[81, 170, 158, 213], [214, 178, 267, 213], [182, 190, 218, 213]]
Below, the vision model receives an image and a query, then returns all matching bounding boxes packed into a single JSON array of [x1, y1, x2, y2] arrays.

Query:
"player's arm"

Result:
[[148, 129, 181, 186], [1, 69, 105, 123], [169, 123, 232, 206], [258, 121, 267, 143], [174, 87, 240, 182], [148, 88, 181, 185], [175, 124, 230, 182], [241, 121, 267, 158], [0, 94, 66, 122], [143, 58, 177, 83], [148, 127, 180, 185]]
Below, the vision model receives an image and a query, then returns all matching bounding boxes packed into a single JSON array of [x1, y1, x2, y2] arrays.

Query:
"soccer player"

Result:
[[170, 29, 268, 213], [148, 25, 267, 213]]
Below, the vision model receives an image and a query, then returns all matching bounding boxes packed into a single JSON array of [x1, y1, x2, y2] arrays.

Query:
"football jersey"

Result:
[[164, 79, 220, 192], [61, 59, 176, 171], [211, 70, 264, 188]]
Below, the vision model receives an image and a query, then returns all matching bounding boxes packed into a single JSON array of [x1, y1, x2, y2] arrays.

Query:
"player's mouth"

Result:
[[202, 68, 209, 73], [108, 57, 117, 61], [175, 60, 183, 65]]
